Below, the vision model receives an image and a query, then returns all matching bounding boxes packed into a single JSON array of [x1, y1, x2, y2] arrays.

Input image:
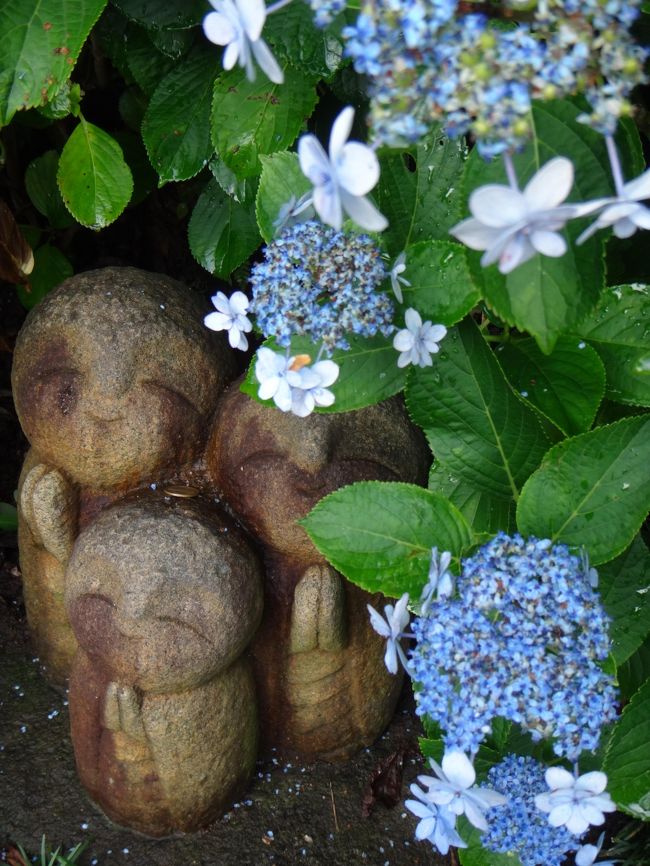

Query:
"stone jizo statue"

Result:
[[12, 267, 233, 682], [206, 382, 430, 760], [65, 496, 262, 836]]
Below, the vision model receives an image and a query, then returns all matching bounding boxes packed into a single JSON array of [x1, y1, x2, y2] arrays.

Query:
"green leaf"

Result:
[[0, 503, 18, 531], [263, 1, 343, 80], [618, 638, 650, 700], [495, 336, 606, 436], [604, 677, 650, 819], [598, 536, 650, 667], [462, 100, 639, 353], [112, 0, 205, 29], [0, 0, 108, 127], [302, 481, 473, 598], [398, 240, 480, 326], [57, 118, 133, 228], [24, 150, 74, 229], [211, 64, 318, 180], [458, 822, 521, 866], [210, 156, 255, 204], [516, 415, 650, 564], [256, 152, 313, 242], [577, 284, 650, 407], [37, 80, 82, 120], [428, 462, 517, 534], [124, 24, 175, 95], [142, 47, 217, 184], [406, 318, 549, 500], [240, 334, 408, 413], [188, 178, 261, 279], [16, 244, 73, 309], [376, 127, 467, 256]]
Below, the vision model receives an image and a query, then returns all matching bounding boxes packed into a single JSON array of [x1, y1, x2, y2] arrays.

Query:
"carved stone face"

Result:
[[12, 268, 233, 490], [206, 384, 430, 560], [65, 498, 263, 694]]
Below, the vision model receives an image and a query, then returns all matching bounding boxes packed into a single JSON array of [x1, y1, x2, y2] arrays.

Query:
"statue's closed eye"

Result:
[[140, 379, 201, 416], [156, 615, 213, 646]]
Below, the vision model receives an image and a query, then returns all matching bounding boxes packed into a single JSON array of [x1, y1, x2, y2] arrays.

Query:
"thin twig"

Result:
[[329, 781, 340, 832]]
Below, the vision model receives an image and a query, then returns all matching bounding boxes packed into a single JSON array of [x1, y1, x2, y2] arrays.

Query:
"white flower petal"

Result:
[[335, 142, 380, 196], [338, 188, 388, 231], [384, 640, 398, 674], [414, 816, 437, 841], [236, 0, 266, 40], [397, 351, 413, 368], [235, 332, 249, 351], [575, 844, 599, 866], [223, 39, 240, 70], [204, 311, 231, 331], [469, 185, 528, 227], [575, 771, 608, 794], [623, 166, 650, 201], [499, 233, 535, 274], [273, 378, 293, 412], [524, 157, 574, 210], [291, 388, 315, 417], [313, 387, 335, 408], [546, 766, 576, 791], [203, 11, 237, 45], [404, 307, 422, 332], [463, 798, 488, 832], [311, 360, 339, 388], [405, 799, 434, 819], [548, 802, 575, 827], [449, 217, 504, 251], [258, 377, 279, 400], [565, 810, 590, 836], [367, 604, 391, 638], [314, 183, 343, 230], [228, 324, 242, 348], [211, 290, 231, 313], [251, 37, 284, 84], [329, 106, 355, 161], [298, 135, 331, 185], [441, 751, 475, 790], [632, 206, 650, 229], [228, 291, 249, 315], [613, 217, 639, 238], [530, 229, 567, 258]]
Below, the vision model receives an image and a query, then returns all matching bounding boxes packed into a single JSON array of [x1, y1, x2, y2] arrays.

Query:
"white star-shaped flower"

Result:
[[451, 157, 578, 274], [255, 347, 298, 411], [289, 360, 339, 418], [204, 290, 252, 351], [420, 547, 454, 613], [367, 592, 410, 674], [535, 768, 616, 836], [577, 166, 650, 244], [298, 106, 388, 232], [405, 783, 467, 855], [389, 251, 411, 303], [203, 0, 283, 84], [393, 308, 447, 368], [575, 832, 620, 866], [418, 750, 508, 832]]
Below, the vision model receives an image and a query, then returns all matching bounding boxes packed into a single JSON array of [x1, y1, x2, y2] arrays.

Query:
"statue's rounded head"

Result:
[[206, 382, 430, 560], [65, 496, 263, 693], [12, 267, 234, 490]]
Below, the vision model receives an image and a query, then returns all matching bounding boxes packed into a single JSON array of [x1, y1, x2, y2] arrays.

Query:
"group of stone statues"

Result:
[[11, 267, 429, 836]]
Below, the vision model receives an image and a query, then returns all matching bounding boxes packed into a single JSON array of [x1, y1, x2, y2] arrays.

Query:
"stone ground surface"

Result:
[[0, 566, 447, 866]]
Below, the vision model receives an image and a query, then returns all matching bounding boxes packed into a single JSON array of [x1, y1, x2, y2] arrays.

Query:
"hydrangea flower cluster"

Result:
[[408, 533, 618, 758], [481, 755, 578, 866], [248, 220, 394, 354], [304, 0, 345, 28], [343, 0, 648, 155]]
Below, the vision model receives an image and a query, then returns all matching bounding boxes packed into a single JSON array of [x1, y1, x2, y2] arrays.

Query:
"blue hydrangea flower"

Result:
[[248, 220, 394, 354], [481, 755, 579, 866], [408, 533, 618, 759]]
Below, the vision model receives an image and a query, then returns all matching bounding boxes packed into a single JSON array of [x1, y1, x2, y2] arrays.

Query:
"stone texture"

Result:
[[12, 267, 234, 683], [206, 382, 430, 760], [65, 495, 263, 836]]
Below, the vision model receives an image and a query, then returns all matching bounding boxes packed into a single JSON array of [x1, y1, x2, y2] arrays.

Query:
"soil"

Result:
[[0, 285, 446, 866]]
